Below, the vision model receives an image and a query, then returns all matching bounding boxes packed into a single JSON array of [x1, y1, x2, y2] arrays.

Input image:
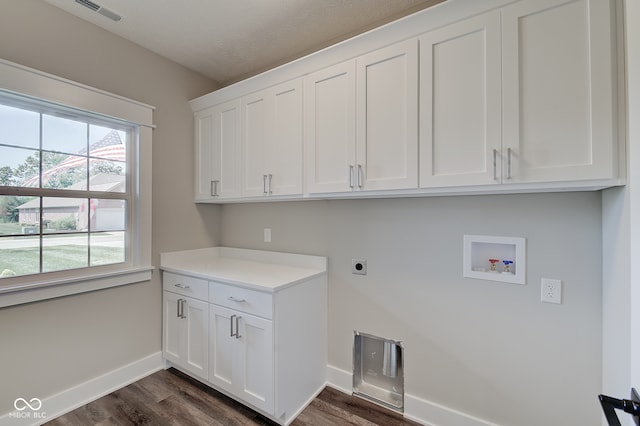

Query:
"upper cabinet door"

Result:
[[419, 11, 502, 188], [356, 39, 419, 191], [304, 60, 357, 194], [502, 0, 618, 183], [269, 80, 303, 196], [242, 80, 303, 197], [242, 91, 269, 197], [195, 101, 242, 201], [195, 107, 216, 201]]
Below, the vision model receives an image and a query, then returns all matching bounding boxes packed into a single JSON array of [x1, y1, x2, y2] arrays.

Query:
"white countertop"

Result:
[[159, 247, 327, 292]]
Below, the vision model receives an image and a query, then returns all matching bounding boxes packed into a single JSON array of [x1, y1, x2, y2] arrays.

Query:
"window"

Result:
[[0, 97, 131, 278], [0, 58, 153, 306]]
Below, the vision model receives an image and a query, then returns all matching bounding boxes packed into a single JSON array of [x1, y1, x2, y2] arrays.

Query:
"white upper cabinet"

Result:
[[305, 39, 418, 194], [501, 0, 618, 184], [194, 100, 242, 201], [242, 79, 303, 197], [356, 39, 419, 191], [419, 11, 502, 188], [192, 0, 622, 202], [304, 60, 357, 194]]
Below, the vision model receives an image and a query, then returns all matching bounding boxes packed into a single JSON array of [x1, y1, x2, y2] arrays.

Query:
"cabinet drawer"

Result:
[[209, 281, 273, 319], [163, 272, 208, 301]]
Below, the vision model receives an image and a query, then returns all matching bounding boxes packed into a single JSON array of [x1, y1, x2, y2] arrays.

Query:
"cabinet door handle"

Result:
[[268, 174, 273, 195], [230, 314, 236, 337], [506, 148, 512, 180], [174, 283, 190, 289], [357, 164, 363, 188], [177, 298, 186, 319], [211, 180, 220, 197], [235, 315, 242, 339], [492, 149, 498, 181], [176, 298, 182, 318], [348, 165, 355, 188], [262, 174, 268, 194], [227, 296, 246, 303]]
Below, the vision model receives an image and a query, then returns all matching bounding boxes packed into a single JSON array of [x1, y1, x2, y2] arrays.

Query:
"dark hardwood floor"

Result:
[[45, 368, 421, 426]]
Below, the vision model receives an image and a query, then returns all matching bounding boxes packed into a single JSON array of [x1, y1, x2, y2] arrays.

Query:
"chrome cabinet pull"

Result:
[[268, 174, 273, 195], [235, 316, 242, 339], [174, 283, 190, 289], [211, 180, 220, 197], [230, 314, 236, 337], [262, 174, 268, 194], [348, 165, 355, 188], [357, 164, 363, 188], [177, 298, 186, 319], [492, 149, 498, 181], [180, 299, 186, 319], [227, 296, 246, 303], [507, 148, 512, 180]]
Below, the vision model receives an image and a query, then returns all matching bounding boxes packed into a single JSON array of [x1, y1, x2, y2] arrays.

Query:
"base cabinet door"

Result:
[[209, 305, 274, 414], [163, 291, 209, 379]]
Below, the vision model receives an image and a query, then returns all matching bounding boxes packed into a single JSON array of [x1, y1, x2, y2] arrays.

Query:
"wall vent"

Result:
[[75, 0, 122, 22], [353, 332, 404, 411]]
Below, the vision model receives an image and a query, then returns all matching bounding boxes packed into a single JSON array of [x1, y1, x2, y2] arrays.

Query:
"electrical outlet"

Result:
[[352, 259, 367, 275], [264, 228, 271, 243], [541, 278, 562, 304]]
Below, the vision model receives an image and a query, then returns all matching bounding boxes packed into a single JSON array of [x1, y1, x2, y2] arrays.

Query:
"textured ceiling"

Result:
[[44, 0, 445, 86]]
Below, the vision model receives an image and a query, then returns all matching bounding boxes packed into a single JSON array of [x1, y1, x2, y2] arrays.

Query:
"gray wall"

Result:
[[0, 0, 219, 411], [221, 192, 603, 426]]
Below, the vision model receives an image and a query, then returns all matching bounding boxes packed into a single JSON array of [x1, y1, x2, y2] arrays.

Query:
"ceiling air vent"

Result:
[[74, 0, 122, 22]]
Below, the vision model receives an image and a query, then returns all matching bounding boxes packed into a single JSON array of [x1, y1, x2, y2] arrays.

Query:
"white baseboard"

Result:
[[0, 351, 164, 426], [326, 364, 501, 426]]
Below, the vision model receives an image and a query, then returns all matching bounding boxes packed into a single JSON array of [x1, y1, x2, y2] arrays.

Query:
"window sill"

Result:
[[0, 266, 154, 308]]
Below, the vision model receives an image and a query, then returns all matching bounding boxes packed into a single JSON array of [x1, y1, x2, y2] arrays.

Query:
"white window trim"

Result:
[[0, 58, 154, 307]]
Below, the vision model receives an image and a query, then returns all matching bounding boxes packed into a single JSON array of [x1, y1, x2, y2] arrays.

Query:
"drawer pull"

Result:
[[227, 296, 246, 303], [174, 283, 191, 289]]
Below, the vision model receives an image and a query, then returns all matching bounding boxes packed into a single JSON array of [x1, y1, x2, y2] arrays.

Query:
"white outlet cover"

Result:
[[541, 278, 562, 304]]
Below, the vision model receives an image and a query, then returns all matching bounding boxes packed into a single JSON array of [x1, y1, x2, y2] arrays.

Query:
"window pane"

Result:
[[0, 147, 40, 187], [90, 198, 125, 231], [42, 197, 86, 234], [0, 236, 40, 277], [91, 231, 125, 266], [1, 195, 38, 235], [0, 104, 39, 149], [42, 114, 87, 154], [89, 159, 126, 192], [42, 233, 88, 273], [41, 153, 88, 189], [89, 127, 126, 160]]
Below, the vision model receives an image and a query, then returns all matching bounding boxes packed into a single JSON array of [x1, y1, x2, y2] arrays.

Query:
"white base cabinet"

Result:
[[209, 304, 274, 414], [162, 273, 209, 380], [161, 247, 328, 425]]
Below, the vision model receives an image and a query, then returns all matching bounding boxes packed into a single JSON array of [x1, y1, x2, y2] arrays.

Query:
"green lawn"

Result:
[[0, 245, 124, 276], [0, 222, 22, 235]]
